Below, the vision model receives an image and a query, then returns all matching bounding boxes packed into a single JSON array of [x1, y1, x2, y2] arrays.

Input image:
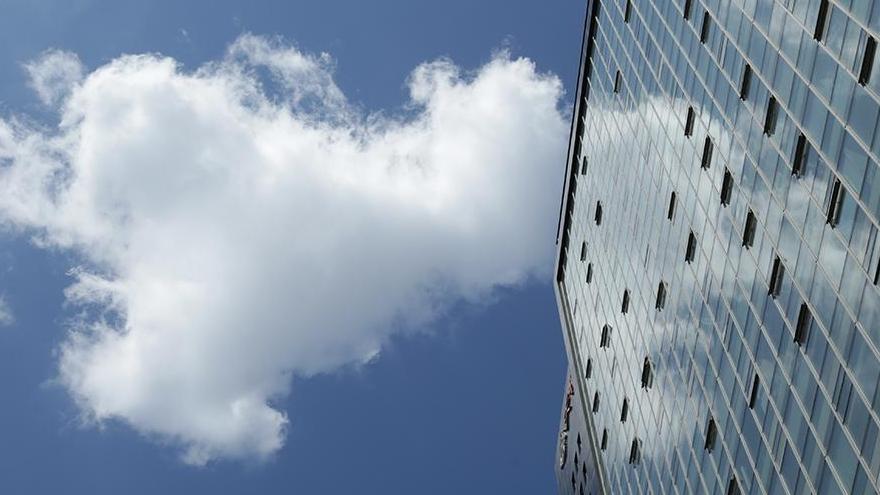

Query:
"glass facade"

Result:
[[554, 0, 880, 493]]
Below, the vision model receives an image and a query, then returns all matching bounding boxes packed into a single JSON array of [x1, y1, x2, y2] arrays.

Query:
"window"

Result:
[[685, 231, 697, 263], [795, 303, 812, 346], [740, 64, 752, 100], [720, 168, 733, 206], [769, 255, 784, 298], [581, 156, 589, 175], [860, 36, 877, 86], [629, 438, 641, 464], [586, 263, 593, 283], [685, 106, 695, 137], [655, 281, 667, 310], [614, 70, 622, 93], [600, 324, 612, 348], [748, 373, 760, 409], [641, 357, 653, 389], [700, 12, 711, 43], [727, 477, 741, 495], [586, 358, 593, 379], [667, 192, 677, 220], [600, 429, 608, 451], [580, 241, 587, 261], [624, 0, 632, 22], [577, 433, 582, 452], [701, 136, 713, 169], [826, 178, 843, 227], [622, 289, 630, 314], [595, 201, 603, 225], [763, 97, 778, 136], [592, 391, 600, 413], [743, 210, 757, 248], [792, 133, 807, 177], [621, 398, 629, 422], [705, 417, 717, 451], [814, 0, 830, 41], [683, 0, 692, 20]]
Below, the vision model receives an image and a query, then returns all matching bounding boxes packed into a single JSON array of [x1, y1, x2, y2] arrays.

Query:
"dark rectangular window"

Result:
[[827, 178, 843, 227], [685, 231, 697, 263], [700, 12, 711, 43], [641, 357, 653, 389], [585, 358, 593, 379], [794, 303, 812, 346], [621, 398, 629, 422], [600, 324, 612, 348], [600, 429, 608, 451], [860, 36, 877, 86], [721, 168, 733, 206], [792, 133, 807, 177], [701, 136, 714, 169], [667, 192, 677, 220], [683, 0, 693, 20], [592, 391, 600, 413], [586, 263, 593, 283], [874, 260, 880, 286], [743, 210, 756, 248], [613, 70, 622, 93], [655, 282, 667, 310], [814, 0, 830, 41], [580, 241, 587, 261], [629, 438, 641, 464], [769, 255, 784, 298], [704, 417, 717, 452], [764, 97, 778, 136], [749, 374, 760, 409], [622, 289, 630, 314], [595, 201, 603, 225], [624, 0, 632, 22], [727, 477, 741, 495], [581, 156, 589, 175], [685, 106, 695, 137], [740, 64, 752, 101]]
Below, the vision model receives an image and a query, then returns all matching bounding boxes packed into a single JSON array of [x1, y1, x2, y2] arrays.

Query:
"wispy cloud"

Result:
[[0, 34, 567, 464], [0, 296, 12, 327]]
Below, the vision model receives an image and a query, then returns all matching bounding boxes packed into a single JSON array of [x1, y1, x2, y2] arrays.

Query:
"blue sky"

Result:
[[0, 1, 583, 493]]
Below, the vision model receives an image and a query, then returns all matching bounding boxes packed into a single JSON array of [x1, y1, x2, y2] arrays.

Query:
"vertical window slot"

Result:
[[586, 358, 593, 379], [826, 178, 843, 227], [794, 303, 812, 346], [792, 133, 807, 177], [624, 0, 632, 22], [769, 255, 784, 298], [621, 398, 629, 422], [592, 391, 600, 413], [700, 12, 711, 43], [860, 36, 877, 86], [743, 210, 757, 248], [600, 429, 608, 451], [629, 438, 641, 464], [683, 0, 693, 20], [701, 136, 714, 169], [622, 289, 630, 314], [763, 97, 778, 136], [814, 0, 830, 41], [748, 374, 760, 409], [667, 191, 677, 220], [641, 357, 653, 389], [685, 231, 697, 263], [614, 70, 622, 93], [586, 263, 593, 283], [655, 281, 667, 310], [704, 417, 717, 451], [580, 241, 587, 261], [685, 106, 695, 137], [595, 201, 603, 225], [720, 168, 733, 206], [740, 64, 752, 100], [600, 324, 612, 348]]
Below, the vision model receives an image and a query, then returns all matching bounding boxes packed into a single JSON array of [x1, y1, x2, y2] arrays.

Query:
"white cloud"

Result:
[[0, 34, 567, 464], [0, 296, 13, 326], [24, 49, 84, 106]]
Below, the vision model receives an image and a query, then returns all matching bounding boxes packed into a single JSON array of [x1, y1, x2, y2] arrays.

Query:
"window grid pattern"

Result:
[[555, 0, 880, 493]]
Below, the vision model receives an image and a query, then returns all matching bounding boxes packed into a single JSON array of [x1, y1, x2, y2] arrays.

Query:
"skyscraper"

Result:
[[555, 0, 880, 493]]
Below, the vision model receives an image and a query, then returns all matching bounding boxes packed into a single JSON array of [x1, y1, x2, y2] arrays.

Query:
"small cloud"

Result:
[[23, 49, 84, 106], [0, 296, 13, 327]]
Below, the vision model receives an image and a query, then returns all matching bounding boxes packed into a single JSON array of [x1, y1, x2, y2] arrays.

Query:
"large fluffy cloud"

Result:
[[0, 34, 567, 464]]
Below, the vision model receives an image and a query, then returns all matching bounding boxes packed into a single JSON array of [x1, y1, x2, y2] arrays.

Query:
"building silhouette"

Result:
[[555, 0, 880, 493]]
